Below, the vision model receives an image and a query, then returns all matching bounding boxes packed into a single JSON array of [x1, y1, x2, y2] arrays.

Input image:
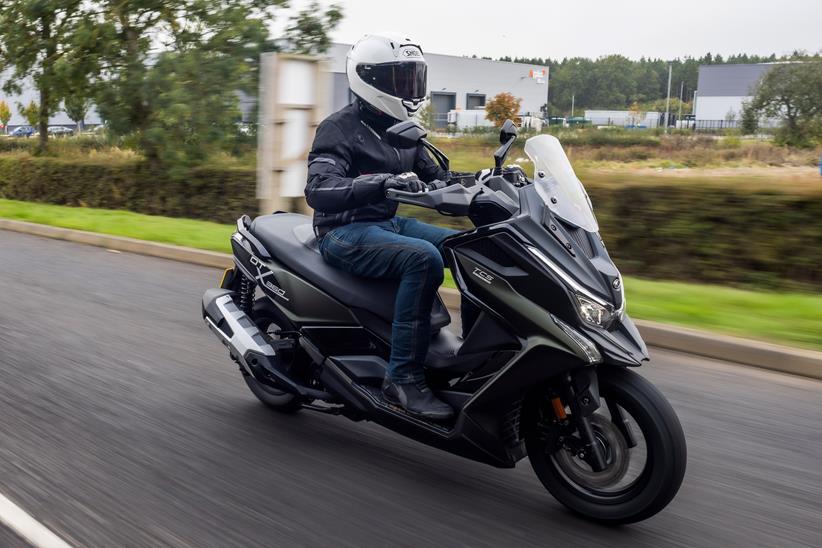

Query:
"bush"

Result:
[[406, 177, 822, 291], [0, 156, 256, 224], [2, 154, 822, 291], [586, 180, 822, 291]]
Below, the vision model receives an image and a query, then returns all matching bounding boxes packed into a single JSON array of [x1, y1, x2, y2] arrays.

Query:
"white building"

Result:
[[694, 63, 781, 124], [325, 43, 548, 128]]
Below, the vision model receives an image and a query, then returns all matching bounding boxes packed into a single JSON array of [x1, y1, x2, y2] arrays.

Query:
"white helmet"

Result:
[[347, 32, 428, 121]]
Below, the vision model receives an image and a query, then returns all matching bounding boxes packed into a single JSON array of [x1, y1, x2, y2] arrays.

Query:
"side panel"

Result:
[[232, 234, 355, 325]]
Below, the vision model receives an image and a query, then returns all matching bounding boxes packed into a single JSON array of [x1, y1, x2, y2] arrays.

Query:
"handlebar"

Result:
[[385, 182, 480, 216]]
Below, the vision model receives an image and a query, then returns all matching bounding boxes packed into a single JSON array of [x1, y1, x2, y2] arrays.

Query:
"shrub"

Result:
[[0, 156, 256, 224], [406, 176, 822, 291]]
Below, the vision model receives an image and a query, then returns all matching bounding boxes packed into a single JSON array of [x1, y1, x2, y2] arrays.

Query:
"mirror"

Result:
[[386, 120, 427, 149], [494, 119, 519, 171], [499, 119, 518, 144]]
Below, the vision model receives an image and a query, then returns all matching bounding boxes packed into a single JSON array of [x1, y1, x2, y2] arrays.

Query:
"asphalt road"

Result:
[[1, 230, 820, 548]]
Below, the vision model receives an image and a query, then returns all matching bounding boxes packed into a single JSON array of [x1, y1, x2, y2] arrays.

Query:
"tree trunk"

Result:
[[37, 14, 55, 153]]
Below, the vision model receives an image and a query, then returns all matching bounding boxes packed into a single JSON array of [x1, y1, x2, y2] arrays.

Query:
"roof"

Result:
[[696, 63, 782, 97]]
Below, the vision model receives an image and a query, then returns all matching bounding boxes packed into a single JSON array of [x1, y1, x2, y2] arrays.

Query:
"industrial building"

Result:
[[694, 63, 781, 126], [325, 43, 549, 128]]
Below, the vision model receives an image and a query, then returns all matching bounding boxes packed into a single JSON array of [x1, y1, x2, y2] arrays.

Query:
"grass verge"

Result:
[[2, 198, 821, 350]]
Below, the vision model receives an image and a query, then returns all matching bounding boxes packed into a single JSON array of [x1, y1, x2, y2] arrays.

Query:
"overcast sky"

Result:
[[280, 0, 820, 61]]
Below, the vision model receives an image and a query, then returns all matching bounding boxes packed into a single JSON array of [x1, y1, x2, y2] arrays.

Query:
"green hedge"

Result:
[[2, 154, 821, 291], [407, 179, 822, 291], [0, 156, 256, 224], [587, 181, 822, 291]]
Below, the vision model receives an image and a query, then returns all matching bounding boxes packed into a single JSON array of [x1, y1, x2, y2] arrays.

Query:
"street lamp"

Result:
[[663, 62, 672, 134]]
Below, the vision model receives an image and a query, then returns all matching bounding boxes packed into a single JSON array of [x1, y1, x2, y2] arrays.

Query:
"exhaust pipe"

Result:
[[202, 288, 329, 400]]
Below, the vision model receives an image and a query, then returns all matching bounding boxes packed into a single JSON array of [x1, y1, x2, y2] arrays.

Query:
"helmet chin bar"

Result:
[[402, 98, 426, 117]]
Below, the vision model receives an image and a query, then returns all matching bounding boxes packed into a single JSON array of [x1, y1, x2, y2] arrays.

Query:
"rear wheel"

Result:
[[242, 300, 305, 413], [525, 367, 686, 524]]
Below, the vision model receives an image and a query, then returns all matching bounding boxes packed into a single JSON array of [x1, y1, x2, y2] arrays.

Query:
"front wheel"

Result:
[[525, 367, 687, 524]]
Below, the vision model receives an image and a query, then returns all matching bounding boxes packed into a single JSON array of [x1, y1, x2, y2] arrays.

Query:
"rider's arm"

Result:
[[305, 120, 390, 214], [413, 144, 448, 183]]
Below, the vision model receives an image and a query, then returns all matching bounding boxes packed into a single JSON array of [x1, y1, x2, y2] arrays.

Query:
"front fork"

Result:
[[565, 368, 608, 472]]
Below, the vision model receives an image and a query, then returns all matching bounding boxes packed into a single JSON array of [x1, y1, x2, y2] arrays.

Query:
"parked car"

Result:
[[10, 126, 34, 138], [48, 125, 74, 136]]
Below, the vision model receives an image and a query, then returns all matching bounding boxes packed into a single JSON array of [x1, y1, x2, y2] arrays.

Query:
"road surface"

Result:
[[0, 230, 820, 547]]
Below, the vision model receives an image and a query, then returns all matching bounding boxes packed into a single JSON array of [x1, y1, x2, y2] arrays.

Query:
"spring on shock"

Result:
[[238, 272, 255, 315]]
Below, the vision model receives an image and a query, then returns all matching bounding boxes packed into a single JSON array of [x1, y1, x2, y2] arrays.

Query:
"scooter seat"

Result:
[[250, 213, 451, 331]]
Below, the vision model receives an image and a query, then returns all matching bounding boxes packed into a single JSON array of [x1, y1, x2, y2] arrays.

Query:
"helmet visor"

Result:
[[356, 61, 427, 100]]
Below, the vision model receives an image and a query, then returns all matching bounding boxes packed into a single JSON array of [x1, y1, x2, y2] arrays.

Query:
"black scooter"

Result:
[[202, 119, 686, 524]]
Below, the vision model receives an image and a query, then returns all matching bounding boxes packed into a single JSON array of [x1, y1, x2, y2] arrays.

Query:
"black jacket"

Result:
[[305, 101, 447, 236]]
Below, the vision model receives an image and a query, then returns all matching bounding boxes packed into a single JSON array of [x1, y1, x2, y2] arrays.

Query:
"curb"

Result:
[[2, 218, 821, 380]]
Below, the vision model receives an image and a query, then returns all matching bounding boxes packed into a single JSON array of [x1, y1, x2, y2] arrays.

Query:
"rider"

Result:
[[304, 32, 476, 421]]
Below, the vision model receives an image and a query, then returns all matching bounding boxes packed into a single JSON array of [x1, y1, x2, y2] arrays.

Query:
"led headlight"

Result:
[[576, 294, 616, 327]]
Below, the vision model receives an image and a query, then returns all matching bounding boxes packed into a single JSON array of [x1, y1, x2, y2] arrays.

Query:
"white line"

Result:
[[0, 493, 72, 548]]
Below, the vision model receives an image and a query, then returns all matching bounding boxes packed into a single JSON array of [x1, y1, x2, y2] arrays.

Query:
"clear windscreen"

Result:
[[524, 134, 599, 233]]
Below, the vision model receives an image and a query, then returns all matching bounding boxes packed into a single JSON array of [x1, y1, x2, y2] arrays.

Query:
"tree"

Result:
[[284, 2, 343, 55], [0, 100, 10, 133], [64, 94, 91, 132], [740, 101, 759, 134], [19, 100, 40, 134], [415, 99, 436, 131], [485, 92, 522, 127], [74, 0, 342, 165], [748, 62, 822, 146], [0, 1, 84, 151]]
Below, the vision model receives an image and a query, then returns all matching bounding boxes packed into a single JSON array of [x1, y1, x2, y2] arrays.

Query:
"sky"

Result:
[[278, 0, 821, 61]]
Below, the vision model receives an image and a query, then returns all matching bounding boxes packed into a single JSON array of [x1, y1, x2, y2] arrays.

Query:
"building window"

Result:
[[466, 93, 486, 110]]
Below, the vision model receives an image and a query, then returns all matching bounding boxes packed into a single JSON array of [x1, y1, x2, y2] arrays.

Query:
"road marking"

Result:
[[0, 493, 72, 548]]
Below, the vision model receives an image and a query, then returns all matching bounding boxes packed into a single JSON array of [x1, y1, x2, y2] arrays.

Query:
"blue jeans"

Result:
[[319, 217, 476, 384]]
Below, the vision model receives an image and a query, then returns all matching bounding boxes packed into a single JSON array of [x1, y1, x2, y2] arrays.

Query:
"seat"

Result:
[[250, 213, 450, 330]]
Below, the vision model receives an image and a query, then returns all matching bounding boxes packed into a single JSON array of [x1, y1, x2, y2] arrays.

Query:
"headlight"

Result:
[[576, 294, 616, 327]]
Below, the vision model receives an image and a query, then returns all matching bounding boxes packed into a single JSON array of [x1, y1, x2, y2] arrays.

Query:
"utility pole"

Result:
[[570, 93, 575, 118], [677, 80, 684, 124], [663, 62, 672, 134]]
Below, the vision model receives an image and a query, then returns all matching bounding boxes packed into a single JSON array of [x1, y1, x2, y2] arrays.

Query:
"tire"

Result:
[[242, 299, 305, 413], [526, 367, 687, 524]]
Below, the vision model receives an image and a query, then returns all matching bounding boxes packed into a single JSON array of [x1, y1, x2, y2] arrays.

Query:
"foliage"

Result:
[[0, 156, 257, 224], [284, 2, 343, 55], [497, 51, 816, 116], [0, 100, 10, 132], [63, 0, 342, 167], [740, 101, 759, 134], [415, 99, 437, 131], [0, 0, 84, 151], [748, 62, 822, 147], [407, 177, 822, 292], [64, 94, 91, 130], [19, 100, 39, 128], [485, 93, 521, 127]]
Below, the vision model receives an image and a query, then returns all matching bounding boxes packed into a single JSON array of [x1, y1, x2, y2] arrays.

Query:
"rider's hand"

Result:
[[384, 172, 427, 193]]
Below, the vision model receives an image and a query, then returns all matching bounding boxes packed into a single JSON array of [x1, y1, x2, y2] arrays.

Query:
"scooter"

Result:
[[202, 119, 686, 524]]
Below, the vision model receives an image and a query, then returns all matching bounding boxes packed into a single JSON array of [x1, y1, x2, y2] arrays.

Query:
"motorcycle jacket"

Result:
[[305, 100, 447, 236]]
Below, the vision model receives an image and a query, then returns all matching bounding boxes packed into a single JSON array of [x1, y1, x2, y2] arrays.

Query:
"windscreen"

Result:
[[356, 61, 427, 100], [524, 134, 599, 232]]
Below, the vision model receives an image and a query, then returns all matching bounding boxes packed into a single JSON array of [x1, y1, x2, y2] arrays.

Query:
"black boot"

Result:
[[382, 379, 454, 421]]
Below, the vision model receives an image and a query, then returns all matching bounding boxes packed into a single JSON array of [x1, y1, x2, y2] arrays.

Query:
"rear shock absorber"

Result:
[[238, 272, 255, 315]]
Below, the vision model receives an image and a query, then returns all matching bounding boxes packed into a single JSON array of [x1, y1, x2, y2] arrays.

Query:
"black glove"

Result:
[[384, 172, 427, 193]]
